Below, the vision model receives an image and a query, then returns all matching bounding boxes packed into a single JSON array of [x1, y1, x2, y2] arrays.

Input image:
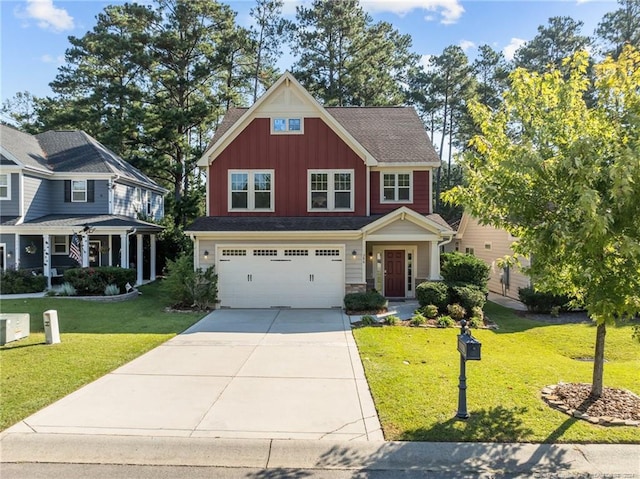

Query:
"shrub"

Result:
[[344, 291, 387, 312], [437, 315, 454, 328], [161, 254, 218, 310], [411, 312, 426, 326], [518, 286, 572, 313], [468, 316, 483, 329], [63, 267, 136, 296], [422, 304, 439, 319], [471, 306, 484, 320], [441, 252, 490, 289], [55, 282, 77, 296], [104, 284, 120, 296], [384, 315, 400, 326], [447, 303, 466, 320], [449, 284, 487, 315], [361, 315, 376, 326], [0, 269, 47, 294], [416, 281, 448, 310]]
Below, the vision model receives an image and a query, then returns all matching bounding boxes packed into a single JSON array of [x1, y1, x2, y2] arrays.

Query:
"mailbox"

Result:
[[457, 332, 481, 360], [0, 314, 30, 346]]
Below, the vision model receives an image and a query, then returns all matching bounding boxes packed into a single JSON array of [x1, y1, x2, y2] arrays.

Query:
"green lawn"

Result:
[[0, 282, 205, 431], [353, 302, 640, 443]]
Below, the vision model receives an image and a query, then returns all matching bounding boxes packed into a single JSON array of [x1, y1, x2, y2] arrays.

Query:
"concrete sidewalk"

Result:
[[2, 434, 638, 477], [3, 309, 382, 441]]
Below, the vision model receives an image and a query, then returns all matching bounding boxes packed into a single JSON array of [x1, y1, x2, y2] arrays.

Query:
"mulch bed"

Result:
[[542, 383, 640, 427]]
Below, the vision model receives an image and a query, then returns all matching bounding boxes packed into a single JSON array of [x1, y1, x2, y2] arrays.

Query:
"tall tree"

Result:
[[444, 47, 640, 398], [514, 16, 591, 73], [289, 0, 417, 106], [472, 45, 511, 110], [596, 0, 640, 57], [1, 91, 42, 133], [249, 0, 285, 102]]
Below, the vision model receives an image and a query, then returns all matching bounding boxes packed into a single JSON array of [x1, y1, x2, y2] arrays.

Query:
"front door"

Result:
[[384, 250, 405, 297], [89, 241, 101, 267]]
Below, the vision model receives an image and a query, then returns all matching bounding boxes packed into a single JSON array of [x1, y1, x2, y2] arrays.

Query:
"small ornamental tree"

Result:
[[443, 46, 640, 399]]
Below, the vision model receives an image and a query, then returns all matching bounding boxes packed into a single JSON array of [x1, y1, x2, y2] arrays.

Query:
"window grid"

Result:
[[308, 170, 353, 211], [229, 171, 273, 211], [284, 249, 309, 256], [72, 180, 87, 202], [222, 249, 247, 256], [253, 249, 278, 256], [0, 174, 9, 199], [315, 249, 340, 256], [382, 173, 411, 202], [52, 236, 68, 255]]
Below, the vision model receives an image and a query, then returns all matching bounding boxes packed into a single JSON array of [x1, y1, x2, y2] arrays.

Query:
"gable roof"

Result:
[[0, 125, 166, 192], [361, 206, 454, 236], [199, 72, 440, 168]]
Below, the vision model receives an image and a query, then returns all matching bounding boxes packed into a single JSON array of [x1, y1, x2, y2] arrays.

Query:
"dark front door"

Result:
[[384, 250, 405, 297]]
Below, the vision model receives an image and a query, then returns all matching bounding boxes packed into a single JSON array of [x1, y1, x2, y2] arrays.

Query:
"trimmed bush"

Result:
[[416, 281, 448, 310], [422, 304, 439, 319], [441, 252, 490, 290], [0, 269, 47, 294], [411, 312, 427, 326], [361, 315, 376, 326], [161, 254, 218, 310], [63, 267, 136, 296], [447, 303, 466, 320], [518, 286, 572, 313], [468, 316, 483, 329], [344, 291, 387, 312], [385, 315, 400, 326], [437, 315, 455, 328], [471, 306, 484, 320], [449, 284, 487, 316]]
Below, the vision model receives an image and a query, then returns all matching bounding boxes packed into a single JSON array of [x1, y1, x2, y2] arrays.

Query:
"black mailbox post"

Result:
[[456, 320, 482, 419]]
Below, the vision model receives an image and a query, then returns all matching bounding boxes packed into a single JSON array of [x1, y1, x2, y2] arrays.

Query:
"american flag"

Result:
[[69, 233, 82, 264]]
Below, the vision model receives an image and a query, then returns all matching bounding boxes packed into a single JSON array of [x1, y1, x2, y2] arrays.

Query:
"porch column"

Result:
[[43, 234, 51, 288], [108, 235, 113, 266], [136, 233, 143, 285], [429, 241, 441, 280], [150, 234, 157, 281], [82, 234, 90, 267], [14, 234, 20, 269], [120, 233, 128, 269]]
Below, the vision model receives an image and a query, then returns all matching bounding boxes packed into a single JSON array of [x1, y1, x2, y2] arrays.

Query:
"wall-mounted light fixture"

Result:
[[351, 249, 357, 259], [25, 242, 37, 254], [203, 250, 209, 260], [368, 251, 373, 260], [7, 251, 13, 258]]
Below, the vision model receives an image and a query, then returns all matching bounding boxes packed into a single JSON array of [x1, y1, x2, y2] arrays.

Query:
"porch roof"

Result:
[[10, 214, 163, 233]]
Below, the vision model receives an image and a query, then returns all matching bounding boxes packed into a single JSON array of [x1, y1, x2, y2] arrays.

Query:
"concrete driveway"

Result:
[[6, 309, 382, 441]]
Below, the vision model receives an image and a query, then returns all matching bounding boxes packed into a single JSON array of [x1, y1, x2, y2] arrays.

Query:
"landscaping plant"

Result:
[[161, 254, 218, 310]]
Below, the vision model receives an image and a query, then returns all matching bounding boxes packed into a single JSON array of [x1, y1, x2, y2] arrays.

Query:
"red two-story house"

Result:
[[186, 72, 454, 308]]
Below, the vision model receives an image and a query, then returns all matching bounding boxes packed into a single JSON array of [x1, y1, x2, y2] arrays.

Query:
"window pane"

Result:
[[383, 174, 395, 187], [231, 173, 248, 191], [311, 173, 327, 191], [273, 118, 286, 131], [334, 173, 351, 191], [0, 186, 7, 198], [398, 187, 410, 200], [311, 192, 327, 208], [335, 191, 351, 208], [254, 192, 271, 209], [231, 192, 248, 208], [254, 173, 271, 191], [72, 180, 86, 192], [289, 118, 301, 131], [0, 174, 7, 186], [383, 188, 396, 201], [398, 174, 410, 187]]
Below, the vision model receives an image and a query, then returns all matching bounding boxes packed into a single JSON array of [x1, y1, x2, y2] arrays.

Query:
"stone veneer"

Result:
[[345, 283, 366, 295]]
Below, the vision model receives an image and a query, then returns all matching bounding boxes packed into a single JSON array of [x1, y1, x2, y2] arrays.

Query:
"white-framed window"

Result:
[[465, 247, 475, 255], [308, 170, 354, 211], [228, 170, 274, 211], [271, 117, 303, 134], [135, 187, 142, 206], [72, 180, 87, 202], [146, 192, 152, 215], [0, 173, 10, 200], [52, 235, 69, 255], [382, 172, 412, 203]]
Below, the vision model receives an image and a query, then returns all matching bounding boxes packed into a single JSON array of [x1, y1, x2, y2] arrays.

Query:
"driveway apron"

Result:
[[8, 309, 383, 441]]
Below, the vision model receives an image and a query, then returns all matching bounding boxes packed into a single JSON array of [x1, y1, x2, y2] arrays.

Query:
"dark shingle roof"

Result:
[[0, 216, 20, 226], [18, 214, 163, 231], [0, 125, 49, 171], [187, 216, 383, 232], [205, 106, 438, 164]]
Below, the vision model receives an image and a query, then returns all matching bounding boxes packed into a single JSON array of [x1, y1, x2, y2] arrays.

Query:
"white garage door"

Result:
[[216, 247, 344, 308]]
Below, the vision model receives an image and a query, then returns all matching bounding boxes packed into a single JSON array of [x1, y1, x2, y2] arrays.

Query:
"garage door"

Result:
[[216, 247, 344, 308]]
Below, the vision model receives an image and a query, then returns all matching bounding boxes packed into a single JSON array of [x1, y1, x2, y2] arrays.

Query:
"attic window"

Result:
[[272, 117, 303, 134]]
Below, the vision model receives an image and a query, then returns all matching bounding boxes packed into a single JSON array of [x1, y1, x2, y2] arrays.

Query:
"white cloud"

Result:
[[459, 39, 475, 52], [21, 0, 74, 32], [41, 54, 65, 64], [419, 54, 433, 70], [503, 37, 526, 61], [363, 0, 464, 25]]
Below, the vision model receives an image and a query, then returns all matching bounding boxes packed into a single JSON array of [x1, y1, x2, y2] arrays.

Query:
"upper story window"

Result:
[[229, 170, 274, 211], [308, 170, 354, 211], [146, 192, 152, 216], [52, 235, 69, 255], [72, 180, 87, 202], [0, 173, 10, 200], [382, 172, 412, 203], [272, 117, 303, 134]]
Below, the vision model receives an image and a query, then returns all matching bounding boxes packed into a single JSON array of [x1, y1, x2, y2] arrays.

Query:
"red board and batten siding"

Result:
[[370, 170, 430, 215], [208, 118, 367, 216]]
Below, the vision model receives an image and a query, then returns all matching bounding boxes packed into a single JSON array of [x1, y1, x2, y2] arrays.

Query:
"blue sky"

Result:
[[0, 0, 617, 105]]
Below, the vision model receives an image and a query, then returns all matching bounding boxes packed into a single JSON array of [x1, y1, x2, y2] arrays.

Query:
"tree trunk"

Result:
[[590, 322, 606, 398]]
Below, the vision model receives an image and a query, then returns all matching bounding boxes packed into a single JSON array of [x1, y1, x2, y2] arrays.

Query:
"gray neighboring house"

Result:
[[0, 124, 167, 287]]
